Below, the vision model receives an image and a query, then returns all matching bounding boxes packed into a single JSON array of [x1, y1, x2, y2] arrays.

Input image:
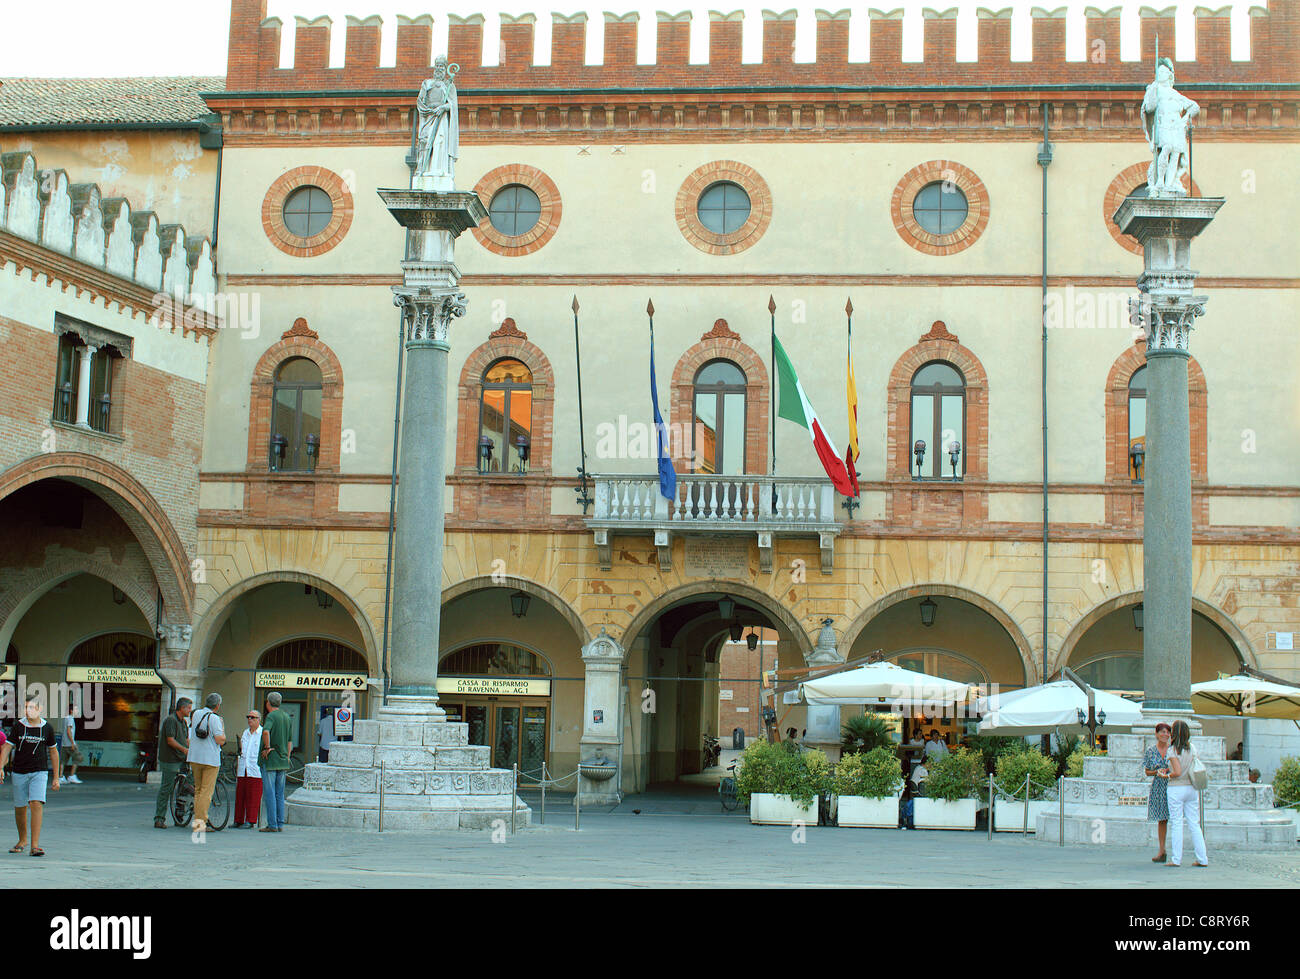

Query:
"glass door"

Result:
[[493, 706, 520, 770], [520, 706, 548, 780], [466, 705, 489, 749]]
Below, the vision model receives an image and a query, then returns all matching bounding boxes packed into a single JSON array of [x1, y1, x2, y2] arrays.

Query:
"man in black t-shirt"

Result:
[[0, 692, 61, 856], [153, 697, 192, 828]]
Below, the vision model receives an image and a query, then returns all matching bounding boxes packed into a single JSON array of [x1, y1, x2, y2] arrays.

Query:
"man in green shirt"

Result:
[[259, 692, 294, 832], [154, 698, 192, 828]]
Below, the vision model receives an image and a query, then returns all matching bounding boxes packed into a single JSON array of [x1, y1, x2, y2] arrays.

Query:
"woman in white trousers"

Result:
[[1164, 720, 1208, 868]]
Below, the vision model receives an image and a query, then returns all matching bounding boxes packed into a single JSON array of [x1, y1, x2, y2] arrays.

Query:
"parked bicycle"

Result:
[[719, 762, 740, 812], [169, 755, 235, 831], [702, 733, 721, 770]]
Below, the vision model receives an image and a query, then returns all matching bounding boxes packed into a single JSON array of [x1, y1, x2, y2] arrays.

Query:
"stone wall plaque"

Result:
[[684, 536, 750, 579]]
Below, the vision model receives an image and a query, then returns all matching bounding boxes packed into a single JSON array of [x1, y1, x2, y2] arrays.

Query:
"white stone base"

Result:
[[837, 794, 900, 828], [285, 701, 531, 832], [914, 798, 978, 830], [993, 799, 1055, 833], [748, 793, 818, 825]]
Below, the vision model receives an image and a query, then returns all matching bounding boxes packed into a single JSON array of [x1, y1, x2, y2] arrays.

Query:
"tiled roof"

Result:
[[0, 76, 225, 128]]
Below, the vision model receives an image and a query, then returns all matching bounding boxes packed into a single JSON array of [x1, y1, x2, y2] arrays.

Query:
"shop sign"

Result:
[[436, 676, 552, 697], [255, 671, 368, 691], [719, 689, 734, 701], [0, 665, 14, 681], [65, 666, 162, 685]]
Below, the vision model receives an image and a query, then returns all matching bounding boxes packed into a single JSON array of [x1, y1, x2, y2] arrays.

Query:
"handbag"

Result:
[[194, 709, 212, 740], [1189, 745, 1209, 791]]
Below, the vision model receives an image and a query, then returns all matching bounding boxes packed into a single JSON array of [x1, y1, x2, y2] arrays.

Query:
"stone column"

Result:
[[1113, 195, 1224, 730], [75, 344, 97, 427], [578, 628, 625, 805], [803, 618, 844, 752]]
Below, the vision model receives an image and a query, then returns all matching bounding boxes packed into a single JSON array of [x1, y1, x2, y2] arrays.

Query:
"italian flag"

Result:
[[773, 334, 857, 497]]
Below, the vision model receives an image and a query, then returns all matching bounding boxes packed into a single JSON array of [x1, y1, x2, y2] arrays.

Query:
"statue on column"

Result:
[[1142, 57, 1199, 198], [415, 57, 460, 189]]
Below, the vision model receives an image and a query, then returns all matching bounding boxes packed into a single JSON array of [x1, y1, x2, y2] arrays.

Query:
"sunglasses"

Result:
[[247, 715, 258, 720]]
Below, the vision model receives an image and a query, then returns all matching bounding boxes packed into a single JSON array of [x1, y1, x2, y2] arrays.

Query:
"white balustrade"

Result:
[[591, 475, 835, 527]]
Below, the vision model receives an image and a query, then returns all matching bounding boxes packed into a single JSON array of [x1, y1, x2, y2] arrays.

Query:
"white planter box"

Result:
[[749, 793, 819, 825], [914, 798, 978, 830], [837, 793, 902, 828], [993, 799, 1054, 833]]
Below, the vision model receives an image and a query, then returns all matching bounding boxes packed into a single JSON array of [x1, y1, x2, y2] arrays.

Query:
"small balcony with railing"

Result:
[[587, 473, 841, 574]]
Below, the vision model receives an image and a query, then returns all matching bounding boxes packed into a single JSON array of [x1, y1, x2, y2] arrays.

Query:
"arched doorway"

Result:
[[253, 637, 370, 764], [66, 631, 162, 770]]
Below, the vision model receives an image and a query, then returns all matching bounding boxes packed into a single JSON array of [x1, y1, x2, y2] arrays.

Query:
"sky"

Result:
[[0, 1, 1258, 77]]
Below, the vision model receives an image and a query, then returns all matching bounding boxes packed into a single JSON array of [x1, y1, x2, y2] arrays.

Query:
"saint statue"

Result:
[[415, 57, 460, 189], [1141, 57, 1199, 198]]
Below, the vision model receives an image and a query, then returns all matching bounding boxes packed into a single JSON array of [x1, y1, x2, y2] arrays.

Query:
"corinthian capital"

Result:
[[394, 290, 468, 347]]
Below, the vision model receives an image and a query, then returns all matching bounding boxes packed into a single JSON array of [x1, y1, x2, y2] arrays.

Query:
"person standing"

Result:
[[259, 692, 293, 833], [61, 706, 83, 784], [0, 692, 61, 856], [1143, 721, 1173, 862], [924, 730, 949, 762], [1164, 720, 1209, 868], [186, 693, 226, 833], [317, 707, 334, 764], [154, 697, 192, 828], [233, 709, 264, 828]]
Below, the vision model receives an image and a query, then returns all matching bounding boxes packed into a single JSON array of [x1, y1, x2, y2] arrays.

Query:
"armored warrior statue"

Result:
[[415, 57, 460, 190], [1142, 57, 1200, 197]]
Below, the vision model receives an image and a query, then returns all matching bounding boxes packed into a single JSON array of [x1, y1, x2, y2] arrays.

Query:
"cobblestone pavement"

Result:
[[3, 779, 1297, 888]]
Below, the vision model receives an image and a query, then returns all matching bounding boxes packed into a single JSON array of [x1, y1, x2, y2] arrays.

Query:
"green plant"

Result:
[[964, 735, 1029, 774], [840, 713, 895, 755], [734, 739, 829, 807], [1066, 742, 1104, 779], [924, 747, 983, 802], [1273, 756, 1300, 808], [834, 747, 903, 799], [1051, 733, 1081, 777], [995, 748, 1058, 801]]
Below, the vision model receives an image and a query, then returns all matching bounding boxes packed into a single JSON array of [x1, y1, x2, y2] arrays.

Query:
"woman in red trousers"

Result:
[[233, 709, 264, 828]]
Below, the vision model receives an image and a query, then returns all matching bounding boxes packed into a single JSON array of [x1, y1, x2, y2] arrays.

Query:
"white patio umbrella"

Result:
[[976, 679, 1143, 736], [1191, 673, 1300, 721], [800, 661, 972, 708]]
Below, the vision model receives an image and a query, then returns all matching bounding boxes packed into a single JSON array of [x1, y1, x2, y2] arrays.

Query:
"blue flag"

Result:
[[650, 330, 677, 501]]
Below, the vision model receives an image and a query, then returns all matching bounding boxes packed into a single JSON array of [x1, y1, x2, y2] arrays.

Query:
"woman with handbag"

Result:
[[1164, 720, 1208, 868]]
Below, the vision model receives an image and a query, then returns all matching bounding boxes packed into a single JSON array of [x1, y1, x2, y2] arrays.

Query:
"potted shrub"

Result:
[[1066, 741, 1104, 779], [964, 734, 1029, 774], [915, 747, 982, 830], [1272, 756, 1300, 842], [736, 739, 826, 825], [834, 747, 904, 828], [993, 748, 1058, 832]]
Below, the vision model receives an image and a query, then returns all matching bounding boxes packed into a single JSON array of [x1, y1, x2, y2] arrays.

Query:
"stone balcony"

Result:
[[587, 473, 841, 573]]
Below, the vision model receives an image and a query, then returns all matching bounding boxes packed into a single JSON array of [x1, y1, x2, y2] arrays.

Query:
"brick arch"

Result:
[[442, 575, 590, 646], [669, 330, 770, 474], [887, 324, 989, 480], [455, 323, 555, 473], [1104, 163, 1203, 256], [246, 319, 345, 473], [1104, 339, 1207, 484], [0, 453, 192, 619]]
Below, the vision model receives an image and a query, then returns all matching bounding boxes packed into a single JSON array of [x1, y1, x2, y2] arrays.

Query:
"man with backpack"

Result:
[[187, 693, 227, 832], [154, 697, 192, 828]]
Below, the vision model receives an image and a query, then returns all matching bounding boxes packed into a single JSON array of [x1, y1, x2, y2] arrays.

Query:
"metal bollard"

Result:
[[1058, 775, 1065, 847], [378, 760, 385, 833], [512, 763, 518, 835], [987, 773, 994, 840], [575, 771, 581, 832], [1023, 773, 1030, 838], [540, 762, 547, 825]]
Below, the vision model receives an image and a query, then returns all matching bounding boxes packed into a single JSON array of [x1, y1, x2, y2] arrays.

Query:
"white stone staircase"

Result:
[[1036, 733, 1293, 849], [286, 714, 531, 831]]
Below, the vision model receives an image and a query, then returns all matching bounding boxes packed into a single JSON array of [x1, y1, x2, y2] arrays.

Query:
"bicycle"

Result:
[[169, 760, 232, 831], [719, 762, 740, 812]]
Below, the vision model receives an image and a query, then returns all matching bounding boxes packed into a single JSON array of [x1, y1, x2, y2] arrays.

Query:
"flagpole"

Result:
[[843, 296, 860, 519], [768, 294, 777, 515], [572, 295, 593, 515]]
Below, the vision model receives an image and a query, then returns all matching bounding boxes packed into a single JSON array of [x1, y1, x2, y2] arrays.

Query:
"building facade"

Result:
[[2, 1, 1298, 787]]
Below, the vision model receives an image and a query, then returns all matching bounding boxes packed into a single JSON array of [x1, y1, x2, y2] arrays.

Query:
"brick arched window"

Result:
[[887, 322, 988, 481], [456, 320, 554, 474], [670, 321, 769, 474], [1104, 340, 1207, 484], [247, 319, 343, 474]]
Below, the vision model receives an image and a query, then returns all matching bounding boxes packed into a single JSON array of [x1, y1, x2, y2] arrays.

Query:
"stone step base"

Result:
[[305, 763, 515, 795], [1036, 807, 1295, 849], [287, 787, 531, 832], [1107, 734, 1225, 761], [326, 743, 490, 769], [1083, 757, 1252, 782], [1062, 777, 1277, 810], [350, 719, 469, 747]]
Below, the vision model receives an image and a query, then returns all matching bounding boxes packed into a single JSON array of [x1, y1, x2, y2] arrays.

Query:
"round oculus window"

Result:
[[488, 185, 542, 236], [696, 181, 751, 235], [913, 183, 969, 236], [282, 186, 334, 238]]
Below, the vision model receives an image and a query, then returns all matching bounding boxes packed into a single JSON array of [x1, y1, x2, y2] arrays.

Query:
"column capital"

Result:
[[581, 627, 625, 666], [1131, 292, 1208, 355], [393, 289, 466, 350]]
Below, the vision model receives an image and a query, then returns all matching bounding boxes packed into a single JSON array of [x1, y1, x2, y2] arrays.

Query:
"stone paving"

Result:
[[3, 778, 1297, 888]]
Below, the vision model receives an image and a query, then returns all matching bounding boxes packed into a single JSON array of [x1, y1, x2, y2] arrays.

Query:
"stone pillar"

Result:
[[578, 628, 625, 805], [157, 624, 194, 713], [1113, 194, 1224, 732], [75, 344, 97, 427], [803, 618, 844, 752]]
